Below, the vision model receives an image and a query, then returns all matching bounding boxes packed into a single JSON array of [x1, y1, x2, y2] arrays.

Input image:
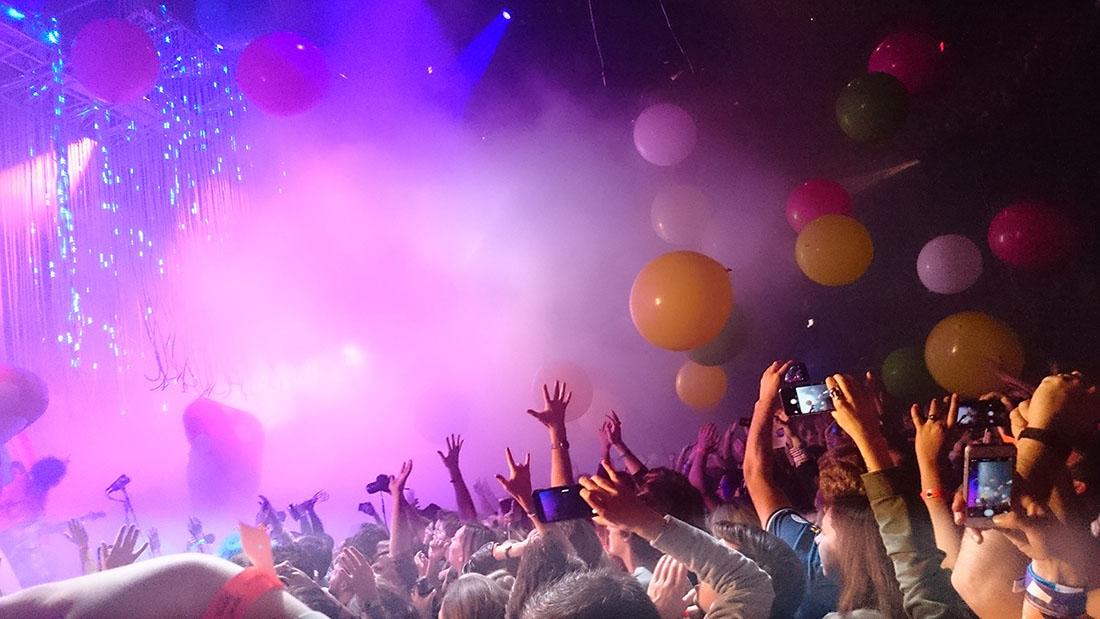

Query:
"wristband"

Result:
[[922, 488, 945, 500], [1018, 428, 1072, 459]]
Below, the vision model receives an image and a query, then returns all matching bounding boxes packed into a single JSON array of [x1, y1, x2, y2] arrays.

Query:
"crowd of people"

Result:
[[1, 361, 1098, 618]]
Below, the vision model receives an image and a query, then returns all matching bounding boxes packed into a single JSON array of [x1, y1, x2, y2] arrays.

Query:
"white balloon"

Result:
[[651, 185, 713, 246], [917, 234, 983, 294], [633, 103, 697, 167]]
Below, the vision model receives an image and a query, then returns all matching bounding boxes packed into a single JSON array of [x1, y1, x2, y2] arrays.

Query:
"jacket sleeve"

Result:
[[861, 468, 973, 619], [649, 516, 775, 619]]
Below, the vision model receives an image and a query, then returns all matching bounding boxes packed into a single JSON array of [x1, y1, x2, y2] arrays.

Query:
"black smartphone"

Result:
[[531, 485, 593, 523], [499, 497, 516, 515], [956, 399, 1007, 429], [780, 383, 835, 416], [782, 362, 809, 386], [415, 577, 434, 597], [962, 443, 1016, 528]]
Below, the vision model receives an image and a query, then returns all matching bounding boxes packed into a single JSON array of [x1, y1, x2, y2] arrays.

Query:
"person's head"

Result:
[[635, 467, 707, 529], [377, 582, 420, 619], [816, 445, 867, 504], [448, 522, 496, 571], [287, 585, 347, 619], [440, 573, 509, 619], [506, 532, 586, 619], [344, 522, 389, 561], [272, 536, 333, 582], [816, 496, 904, 616], [709, 521, 806, 619], [708, 500, 759, 529], [519, 568, 660, 619], [28, 457, 67, 491], [558, 520, 604, 569]]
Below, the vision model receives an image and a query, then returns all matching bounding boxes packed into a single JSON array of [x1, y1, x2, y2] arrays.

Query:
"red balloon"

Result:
[[868, 31, 944, 94], [987, 201, 1075, 270], [236, 32, 329, 116], [71, 18, 159, 105], [785, 179, 852, 232]]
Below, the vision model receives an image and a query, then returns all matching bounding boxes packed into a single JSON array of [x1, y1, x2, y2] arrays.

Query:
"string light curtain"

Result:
[[0, 2, 251, 395]]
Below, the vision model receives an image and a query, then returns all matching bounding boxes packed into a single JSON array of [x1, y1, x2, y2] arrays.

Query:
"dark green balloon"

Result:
[[881, 347, 938, 402], [688, 309, 746, 366], [836, 72, 909, 142]]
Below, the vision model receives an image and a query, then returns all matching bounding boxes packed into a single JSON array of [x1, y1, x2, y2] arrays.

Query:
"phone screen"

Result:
[[966, 456, 1014, 518], [781, 383, 836, 416], [783, 362, 809, 386], [532, 485, 593, 523], [957, 400, 1007, 428]]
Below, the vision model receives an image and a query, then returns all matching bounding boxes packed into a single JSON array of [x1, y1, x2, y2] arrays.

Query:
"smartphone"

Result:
[[531, 485, 593, 523], [498, 497, 516, 515], [780, 383, 836, 416], [956, 399, 1007, 429], [962, 443, 1016, 528], [783, 362, 809, 386]]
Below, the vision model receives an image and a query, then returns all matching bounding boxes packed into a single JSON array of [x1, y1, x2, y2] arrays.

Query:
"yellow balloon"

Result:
[[629, 251, 733, 351], [924, 311, 1025, 397], [676, 361, 727, 411], [795, 214, 874, 286]]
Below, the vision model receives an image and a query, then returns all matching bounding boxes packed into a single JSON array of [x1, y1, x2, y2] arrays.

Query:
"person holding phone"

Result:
[[825, 373, 972, 619]]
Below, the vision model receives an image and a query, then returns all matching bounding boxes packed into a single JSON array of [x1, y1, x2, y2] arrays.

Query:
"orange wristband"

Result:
[[922, 488, 945, 500], [202, 566, 284, 619]]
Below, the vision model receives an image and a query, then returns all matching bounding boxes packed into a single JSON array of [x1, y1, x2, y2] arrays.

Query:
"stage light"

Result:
[[501, 9, 511, 20], [5, 6, 27, 21]]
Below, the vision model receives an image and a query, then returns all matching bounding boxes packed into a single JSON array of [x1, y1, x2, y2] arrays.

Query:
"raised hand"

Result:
[[389, 460, 413, 496], [605, 411, 624, 447], [758, 361, 794, 405], [825, 374, 882, 442], [98, 524, 149, 570], [647, 554, 694, 619], [695, 422, 720, 455], [910, 394, 959, 466], [1021, 372, 1097, 437], [437, 434, 464, 471], [527, 381, 572, 429], [63, 519, 89, 549], [579, 461, 663, 539], [494, 448, 534, 512], [598, 419, 614, 453], [336, 546, 380, 605]]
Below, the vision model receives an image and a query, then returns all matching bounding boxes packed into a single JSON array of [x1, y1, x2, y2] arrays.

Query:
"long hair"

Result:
[[505, 534, 585, 619], [826, 496, 905, 616], [440, 573, 509, 619]]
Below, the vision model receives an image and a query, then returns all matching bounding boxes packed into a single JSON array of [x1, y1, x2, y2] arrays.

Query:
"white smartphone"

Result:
[[962, 443, 1016, 528]]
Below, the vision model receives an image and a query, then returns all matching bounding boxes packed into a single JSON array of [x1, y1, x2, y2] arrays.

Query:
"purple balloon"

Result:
[[917, 234, 983, 294], [237, 32, 330, 116], [633, 103, 697, 167]]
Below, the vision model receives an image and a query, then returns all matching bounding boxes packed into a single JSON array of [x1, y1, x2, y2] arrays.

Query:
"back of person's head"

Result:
[[519, 568, 660, 619], [29, 456, 67, 490], [710, 521, 806, 619], [487, 568, 515, 592], [635, 467, 707, 529], [505, 533, 585, 619], [708, 500, 759, 529], [454, 522, 499, 573], [345, 522, 389, 561], [378, 582, 420, 619], [440, 573, 509, 619], [817, 445, 867, 502], [558, 520, 604, 569], [823, 496, 904, 616], [287, 584, 345, 618], [272, 536, 331, 582]]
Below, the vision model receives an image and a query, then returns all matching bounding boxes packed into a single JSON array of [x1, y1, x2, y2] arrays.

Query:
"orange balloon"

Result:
[[676, 361, 727, 411], [795, 214, 874, 286], [629, 251, 733, 351], [924, 311, 1025, 397]]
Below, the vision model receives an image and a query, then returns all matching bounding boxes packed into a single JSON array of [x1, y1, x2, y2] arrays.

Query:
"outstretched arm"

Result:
[[438, 434, 478, 521], [496, 448, 546, 534], [388, 460, 415, 557], [689, 423, 722, 511], [528, 381, 575, 487], [743, 361, 794, 528], [604, 411, 647, 475]]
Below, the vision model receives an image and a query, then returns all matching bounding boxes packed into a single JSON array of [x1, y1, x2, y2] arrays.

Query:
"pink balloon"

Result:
[[868, 31, 944, 94], [785, 179, 852, 232], [988, 201, 1075, 270], [71, 18, 158, 105], [633, 103, 697, 167], [237, 32, 330, 116], [532, 361, 594, 422], [917, 234, 983, 294]]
